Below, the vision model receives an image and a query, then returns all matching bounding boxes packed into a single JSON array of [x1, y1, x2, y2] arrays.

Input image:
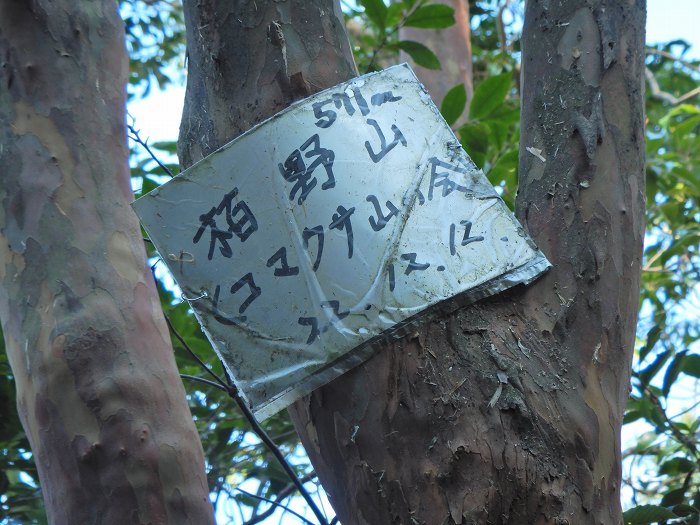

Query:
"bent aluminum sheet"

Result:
[[133, 64, 550, 420]]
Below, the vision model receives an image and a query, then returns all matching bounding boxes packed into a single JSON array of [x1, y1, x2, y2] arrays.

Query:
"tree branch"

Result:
[[163, 314, 329, 525], [234, 486, 317, 525], [243, 472, 318, 525], [644, 385, 699, 459], [646, 47, 700, 74], [164, 314, 229, 389], [180, 374, 228, 391], [127, 121, 175, 178], [645, 66, 700, 105]]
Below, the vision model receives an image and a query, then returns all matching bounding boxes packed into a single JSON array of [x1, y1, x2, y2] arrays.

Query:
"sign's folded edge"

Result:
[[253, 253, 550, 420]]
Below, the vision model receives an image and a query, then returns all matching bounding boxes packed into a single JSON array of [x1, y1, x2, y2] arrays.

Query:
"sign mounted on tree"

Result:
[[134, 64, 550, 420]]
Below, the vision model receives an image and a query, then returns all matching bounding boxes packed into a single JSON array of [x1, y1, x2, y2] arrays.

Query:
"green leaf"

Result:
[[672, 504, 699, 517], [487, 148, 519, 194], [640, 325, 662, 362], [639, 349, 672, 386], [623, 410, 644, 425], [386, 3, 405, 27], [623, 504, 677, 524], [151, 140, 178, 154], [662, 488, 687, 507], [360, 0, 388, 29], [458, 122, 489, 169], [470, 72, 512, 121], [440, 84, 467, 126], [397, 40, 441, 70], [659, 457, 695, 475], [662, 350, 687, 396], [404, 4, 455, 29], [682, 354, 700, 378]]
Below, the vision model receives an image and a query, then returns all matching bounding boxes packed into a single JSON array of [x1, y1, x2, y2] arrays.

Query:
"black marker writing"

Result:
[[303, 225, 325, 271], [230, 273, 261, 314], [428, 157, 468, 201], [266, 247, 299, 277], [298, 316, 320, 344], [364, 119, 407, 163], [329, 205, 355, 259], [278, 134, 335, 204], [333, 92, 356, 116], [449, 220, 485, 255], [370, 91, 402, 106], [211, 284, 246, 324], [321, 300, 350, 321], [401, 253, 430, 274], [366, 195, 399, 231], [312, 99, 336, 128], [193, 188, 258, 260], [352, 87, 370, 116]]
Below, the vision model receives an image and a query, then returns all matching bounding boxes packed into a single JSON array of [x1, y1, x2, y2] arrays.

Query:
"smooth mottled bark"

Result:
[[400, 0, 474, 123], [0, 2, 214, 524], [180, 0, 645, 524]]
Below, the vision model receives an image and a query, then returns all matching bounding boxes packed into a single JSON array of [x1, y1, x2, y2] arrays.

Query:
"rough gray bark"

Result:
[[179, 1, 646, 524], [0, 2, 215, 523]]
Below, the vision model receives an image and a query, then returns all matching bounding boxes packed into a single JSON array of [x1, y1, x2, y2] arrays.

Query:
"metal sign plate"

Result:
[[133, 64, 549, 420]]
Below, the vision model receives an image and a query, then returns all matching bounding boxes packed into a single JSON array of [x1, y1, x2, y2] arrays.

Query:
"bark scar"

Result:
[[573, 93, 605, 161]]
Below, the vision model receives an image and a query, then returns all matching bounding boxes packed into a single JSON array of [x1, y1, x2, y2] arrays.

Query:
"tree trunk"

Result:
[[179, 0, 646, 523], [178, 0, 357, 167], [0, 2, 214, 524], [399, 0, 474, 123]]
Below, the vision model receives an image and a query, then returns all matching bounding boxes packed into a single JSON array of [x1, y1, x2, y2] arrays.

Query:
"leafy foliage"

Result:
[[121, 0, 186, 98], [621, 39, 700, 523], [0, 332, 45, 524], [345, 0, 455, 73]]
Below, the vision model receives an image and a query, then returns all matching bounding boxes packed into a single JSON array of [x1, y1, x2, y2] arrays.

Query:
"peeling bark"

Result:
[[179, 1, 645, 524], [0, 2, 214, 523]]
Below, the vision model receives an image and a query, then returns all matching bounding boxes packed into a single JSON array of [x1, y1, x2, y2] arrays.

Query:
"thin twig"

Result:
[[670, 398, 700, 419], [225, 382, 329, 525], [364, 1, 422, 73], [365, 27, 397, 73], [496, 0, 513, 54], [235, 486, 316, 525], [645, 67, 700, 105], [646, 47, 700, 74], [643, 243, 669, 271], [164, 314, 329, 525], [164, 314, 229, 389], [644, 385, 699, 459], [180, 374, 228, 392], [243, 472, 318, 525], [127, 122, 175, 177]]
